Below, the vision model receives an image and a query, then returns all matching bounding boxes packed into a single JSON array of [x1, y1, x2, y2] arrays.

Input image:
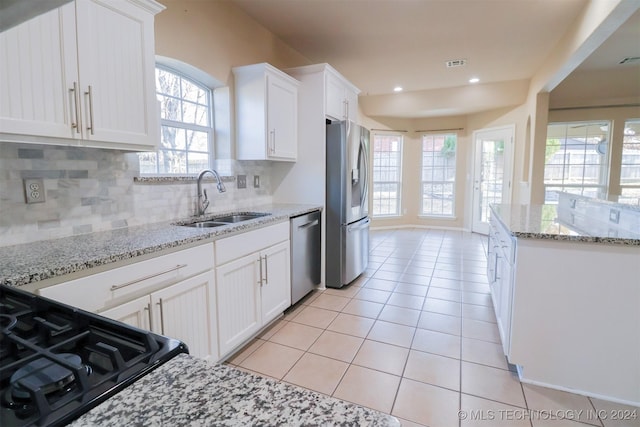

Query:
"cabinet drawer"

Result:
[[38, 243, 214, 312], [490, 217, 515, 263], [215, 222, 289, 265]]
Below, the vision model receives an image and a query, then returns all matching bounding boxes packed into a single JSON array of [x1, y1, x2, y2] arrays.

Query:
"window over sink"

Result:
[[138, 65, 214, 174]]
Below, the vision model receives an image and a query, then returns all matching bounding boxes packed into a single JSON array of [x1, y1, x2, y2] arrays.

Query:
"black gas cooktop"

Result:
[[0, 285, 187, 427]]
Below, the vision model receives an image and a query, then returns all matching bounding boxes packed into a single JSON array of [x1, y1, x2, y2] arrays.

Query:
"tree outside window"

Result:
[[421, 134, 456, 217], [544, 121, 610, 203], [139, 66, 213, 174], [372, 134, 403, 216]]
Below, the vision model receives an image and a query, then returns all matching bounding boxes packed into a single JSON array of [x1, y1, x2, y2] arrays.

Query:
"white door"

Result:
[[75, 0, 157, 147], [0, 4, 78, 140], [151, 271, 218, 360], [260, 241, 291, 324], [267, 73, 297, 160], [100, 295, 151, 330], [471, 126, 514, 234], [216, 253, 261, 356], [325, 72, 346, 120]]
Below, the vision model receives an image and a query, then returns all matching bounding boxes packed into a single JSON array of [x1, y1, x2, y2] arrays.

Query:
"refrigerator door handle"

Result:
[[359, 138, 369, 211], [348, 217, 371, 232]]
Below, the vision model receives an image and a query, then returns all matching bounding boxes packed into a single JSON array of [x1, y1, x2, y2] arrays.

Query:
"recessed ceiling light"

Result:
[[393, 86, 403, 92], [469, 77, 480, 84]]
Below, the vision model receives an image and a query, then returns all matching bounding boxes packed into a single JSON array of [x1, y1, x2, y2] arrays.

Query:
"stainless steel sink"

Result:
[[179, 212, 270, 228], [184, 221, 228, 228], [213, 213, 270, 223]]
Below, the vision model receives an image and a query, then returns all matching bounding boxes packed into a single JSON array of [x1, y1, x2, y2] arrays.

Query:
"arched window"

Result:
[[139, 65, 213, 174]]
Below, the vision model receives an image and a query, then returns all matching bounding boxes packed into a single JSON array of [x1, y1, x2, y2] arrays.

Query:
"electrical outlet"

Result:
[[253, 175, 260, 188], [609, 208, 620, 224], [24, 178, 45, 204], [237, 175, 247, 189]]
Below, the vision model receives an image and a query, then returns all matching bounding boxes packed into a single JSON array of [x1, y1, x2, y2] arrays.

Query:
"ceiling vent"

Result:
[[445, 59, 467, 68], [618, 56, 640, 65]]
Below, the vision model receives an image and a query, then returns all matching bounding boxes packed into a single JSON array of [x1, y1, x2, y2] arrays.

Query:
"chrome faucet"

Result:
[[197, 169, 226, 216]]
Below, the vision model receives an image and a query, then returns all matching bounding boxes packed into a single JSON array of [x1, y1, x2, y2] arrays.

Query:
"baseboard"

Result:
[[517, 368, 640, 407], [370, 224, 467, 232]]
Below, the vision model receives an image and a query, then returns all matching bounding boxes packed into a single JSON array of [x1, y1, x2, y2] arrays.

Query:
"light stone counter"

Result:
[[0, 204, 321, 287], [488, 202, 640, 405], [69, 354, 400, 427], [490, 204, 640, 245]]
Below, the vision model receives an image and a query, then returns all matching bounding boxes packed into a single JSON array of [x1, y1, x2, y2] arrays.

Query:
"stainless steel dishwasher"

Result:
[[290, 210, 321, 305]]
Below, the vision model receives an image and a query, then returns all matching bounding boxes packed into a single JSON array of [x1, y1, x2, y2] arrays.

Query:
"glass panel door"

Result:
[[472, 126, 514, 234]]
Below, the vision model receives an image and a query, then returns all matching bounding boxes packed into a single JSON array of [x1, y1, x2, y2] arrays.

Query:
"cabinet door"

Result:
[[325, 72, 346, 120], [497, 259, 513, 357], [100, 295, 151, 330], [260, 241, 291, 324], [266, 73, 297, 160], [151, 271, 218, 360], [75, 0, 158, 148], [344, 86, 359, 122], [0, 4, 78, 140], [216, 253, 261, 357]]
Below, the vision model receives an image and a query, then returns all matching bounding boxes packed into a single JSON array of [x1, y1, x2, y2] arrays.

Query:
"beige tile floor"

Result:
[[226, 229, 640, 427]]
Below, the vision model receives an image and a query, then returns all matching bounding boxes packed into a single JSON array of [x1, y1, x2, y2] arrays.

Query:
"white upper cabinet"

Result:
[[285, 63, 360, 124], [0, 6, 77, 141], [0, 0, 164, 151], [233, 63, 299, 161], [325, 68, 359, 122]]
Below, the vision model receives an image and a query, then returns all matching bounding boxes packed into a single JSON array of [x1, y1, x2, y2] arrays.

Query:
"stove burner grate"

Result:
[[0, 284, 187, 427], [10, 353, 91, 400]]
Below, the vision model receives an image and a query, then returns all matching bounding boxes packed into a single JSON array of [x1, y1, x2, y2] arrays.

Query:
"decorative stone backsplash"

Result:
[[0, 143, 273, 246]]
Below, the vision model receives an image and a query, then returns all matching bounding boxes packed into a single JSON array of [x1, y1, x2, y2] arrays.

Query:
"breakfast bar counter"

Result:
[[69, 354, 400, 427], [487, 196, 640, 407]]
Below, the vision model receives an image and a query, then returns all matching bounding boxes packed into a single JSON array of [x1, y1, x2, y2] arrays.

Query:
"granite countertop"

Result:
[[490, 204, 640, 245], [70, 354, 400, 427], [0, 204, 321, 287]]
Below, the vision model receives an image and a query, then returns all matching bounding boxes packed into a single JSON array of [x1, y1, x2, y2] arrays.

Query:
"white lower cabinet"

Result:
[[37, 224, 292, 363], [38, 243, 219, 361], [215, 254, 262, 356], [260, 241, 291, 323], [215, 222, 291, 358], [99, 294, 151, 330], [101, 271, 217, 360], [487, 213, 515, 358]]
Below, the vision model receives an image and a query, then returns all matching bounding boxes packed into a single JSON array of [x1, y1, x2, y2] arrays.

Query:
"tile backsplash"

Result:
[[0, 143, 273, 246]]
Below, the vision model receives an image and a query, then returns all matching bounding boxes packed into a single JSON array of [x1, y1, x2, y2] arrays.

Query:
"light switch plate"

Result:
[[24, 178, 45, 204], [253, 175, 260, 188], [237, 175, 247, 189]]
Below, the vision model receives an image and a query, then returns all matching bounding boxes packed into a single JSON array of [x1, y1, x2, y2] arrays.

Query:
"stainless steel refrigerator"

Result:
[[326, 120, 370, 288]]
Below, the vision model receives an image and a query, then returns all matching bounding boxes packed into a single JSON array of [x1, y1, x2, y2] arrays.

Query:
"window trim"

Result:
[[619, 119, 640, 205]]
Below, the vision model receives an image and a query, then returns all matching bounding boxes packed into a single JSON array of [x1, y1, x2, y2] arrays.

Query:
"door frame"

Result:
[[469, 124, 515, 234]]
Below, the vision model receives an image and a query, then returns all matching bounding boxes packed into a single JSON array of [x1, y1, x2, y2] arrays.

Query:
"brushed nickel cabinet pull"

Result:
[[269, 129, 276, 155], [157, 298, 165, 334], [145, 302, 153, 331], [263, 254, 268, 285], [258, 256, 263, 286], [110, 264, 187, 291], [70, 82, 81, 133], [85, 85, 94, 135]]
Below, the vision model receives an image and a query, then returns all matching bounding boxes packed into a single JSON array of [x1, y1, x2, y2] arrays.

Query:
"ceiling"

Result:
[[230, 0, 639, 118]]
